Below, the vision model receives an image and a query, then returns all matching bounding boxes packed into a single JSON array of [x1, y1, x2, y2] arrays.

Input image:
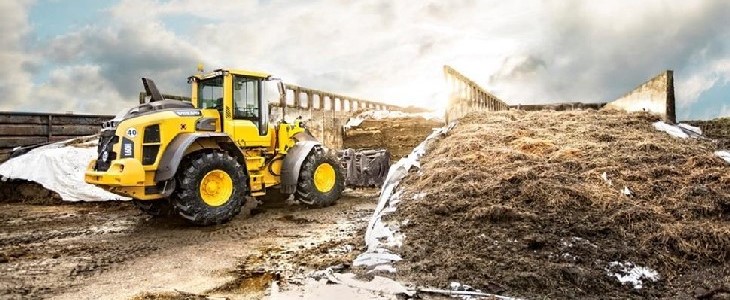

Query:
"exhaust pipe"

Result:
[[141, 78, 164, 103]]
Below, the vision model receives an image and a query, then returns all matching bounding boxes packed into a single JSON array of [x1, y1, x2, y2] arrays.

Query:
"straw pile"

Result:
[[689, 117, 730, 149], [390, 110, 729, 299]]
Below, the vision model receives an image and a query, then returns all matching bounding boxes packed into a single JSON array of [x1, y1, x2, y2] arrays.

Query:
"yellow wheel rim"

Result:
[[313, 163, 336, 193], [199, 170, 233, 207]]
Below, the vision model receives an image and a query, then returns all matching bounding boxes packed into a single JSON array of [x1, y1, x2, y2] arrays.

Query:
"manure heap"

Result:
[[343, 110, 443, 159], [388, 110, 729, 299]]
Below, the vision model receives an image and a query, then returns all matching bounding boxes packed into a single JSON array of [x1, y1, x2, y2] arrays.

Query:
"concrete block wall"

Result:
[[605, 70, 676, 123]]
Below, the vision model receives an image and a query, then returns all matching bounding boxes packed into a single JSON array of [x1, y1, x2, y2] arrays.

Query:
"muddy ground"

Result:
[[0, 188, 378, 300]]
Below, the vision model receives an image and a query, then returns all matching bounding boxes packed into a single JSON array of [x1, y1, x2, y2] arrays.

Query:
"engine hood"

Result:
[[103, 100, 197, 130]]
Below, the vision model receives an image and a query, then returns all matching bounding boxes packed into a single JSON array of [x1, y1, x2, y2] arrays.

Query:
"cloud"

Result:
[[19, 65, 125, 114], [676, 59, 730, 108], [490, 55, 547, 83], [74, 24, 203, 96], [0, 0, 36, 111], [3, 0, 730, 120], [488, 0, 730, 105]]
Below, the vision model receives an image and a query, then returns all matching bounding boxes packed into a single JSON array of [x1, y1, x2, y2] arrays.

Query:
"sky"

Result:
[[1, 0, 729, 120]]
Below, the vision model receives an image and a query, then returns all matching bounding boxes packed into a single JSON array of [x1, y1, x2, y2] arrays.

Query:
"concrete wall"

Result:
[[270, 106, 350, 149], [510, 102, 606, 111], [605, 70, 676, 123], [270, 84, 402, 149], [444, 65, 509, 122]]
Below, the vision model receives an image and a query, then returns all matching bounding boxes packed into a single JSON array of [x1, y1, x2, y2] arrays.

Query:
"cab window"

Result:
[[233, 76, 260, 120], [198, 77, 224, 109]]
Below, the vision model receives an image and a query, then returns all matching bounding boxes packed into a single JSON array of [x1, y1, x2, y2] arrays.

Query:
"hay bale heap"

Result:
[[391, 110, 729, 299]]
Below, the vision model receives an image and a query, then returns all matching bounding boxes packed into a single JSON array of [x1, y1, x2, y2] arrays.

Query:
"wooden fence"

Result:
[[0, 112, 112, 161]]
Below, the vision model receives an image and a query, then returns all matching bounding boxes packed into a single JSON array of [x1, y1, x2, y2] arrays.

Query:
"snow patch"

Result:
[[0, 136, 128, 201], [606, 261, 659, 289]]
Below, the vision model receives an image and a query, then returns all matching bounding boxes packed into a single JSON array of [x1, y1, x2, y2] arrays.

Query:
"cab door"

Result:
[[231, 76, 271, 148]]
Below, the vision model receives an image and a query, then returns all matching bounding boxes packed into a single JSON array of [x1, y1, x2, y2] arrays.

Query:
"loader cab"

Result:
[[190, 69, 284, 149]]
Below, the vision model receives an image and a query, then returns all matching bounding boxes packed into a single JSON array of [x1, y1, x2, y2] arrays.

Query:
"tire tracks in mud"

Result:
[[0, 191, 378, 299]]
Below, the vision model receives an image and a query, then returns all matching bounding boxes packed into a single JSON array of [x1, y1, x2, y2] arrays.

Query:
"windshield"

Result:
[[198, 77, 224, 109]]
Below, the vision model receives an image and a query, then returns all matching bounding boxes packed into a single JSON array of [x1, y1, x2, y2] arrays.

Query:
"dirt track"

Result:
[[0, 190, 377, 300]]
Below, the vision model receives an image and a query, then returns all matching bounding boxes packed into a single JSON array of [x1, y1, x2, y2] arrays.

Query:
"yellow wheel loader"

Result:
[[84, 69, 345, 225]]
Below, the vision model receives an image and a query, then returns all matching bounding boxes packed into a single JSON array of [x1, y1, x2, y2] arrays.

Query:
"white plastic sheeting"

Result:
[[652, 121, 730, 165], [0, 136, 128, 201], [716, 151, 730, 164], [353, 123, 455, 271], [652, 121, 702, 139]]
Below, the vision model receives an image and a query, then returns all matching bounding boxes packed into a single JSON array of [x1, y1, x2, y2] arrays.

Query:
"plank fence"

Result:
[[0, 112, 112, 162]]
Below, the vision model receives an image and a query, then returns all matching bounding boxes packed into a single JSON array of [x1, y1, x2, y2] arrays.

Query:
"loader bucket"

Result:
[[338, 149, 390, 188]]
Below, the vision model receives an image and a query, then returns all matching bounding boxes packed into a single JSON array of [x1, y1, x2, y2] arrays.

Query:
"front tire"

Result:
[[171, 151, 248, 226], [296, 148, 345, 208]]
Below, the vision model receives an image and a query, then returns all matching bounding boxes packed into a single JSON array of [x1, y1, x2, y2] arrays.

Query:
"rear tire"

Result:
[[171, 151, 248, 226], [132, 199, 172, 217], [296, 147, 345, 208]]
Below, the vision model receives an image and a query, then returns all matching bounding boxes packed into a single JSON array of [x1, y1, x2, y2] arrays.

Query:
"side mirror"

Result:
[[277, 81, 286, 106], [259, 96, 269, 136]]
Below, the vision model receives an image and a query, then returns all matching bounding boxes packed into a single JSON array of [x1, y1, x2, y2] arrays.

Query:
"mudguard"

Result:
[[280, 141, 321, 194], [155, 132, 236, 182]]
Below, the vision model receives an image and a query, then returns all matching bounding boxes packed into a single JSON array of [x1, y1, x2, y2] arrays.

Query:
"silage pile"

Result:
[[689, 117, 730, 149], [343, 110, 444, 159], [389, 110, 729, 299]]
